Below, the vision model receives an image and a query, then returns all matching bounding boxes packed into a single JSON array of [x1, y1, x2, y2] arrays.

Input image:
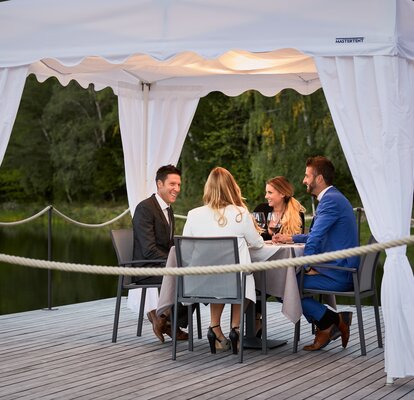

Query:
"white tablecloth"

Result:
[[250, 244, 305, 323], [156, 244, 306, 322], [126, 288, 159, 315]]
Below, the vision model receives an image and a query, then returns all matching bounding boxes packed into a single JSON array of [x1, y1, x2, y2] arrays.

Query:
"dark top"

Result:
[[253, 202, 305, 240], [132, 194, 174, 283]]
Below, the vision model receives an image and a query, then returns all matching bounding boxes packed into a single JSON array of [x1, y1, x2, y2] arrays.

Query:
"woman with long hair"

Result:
[[253, 176, 305, 336], [254, 176, 306, 240], [183, 167, 264, 354]]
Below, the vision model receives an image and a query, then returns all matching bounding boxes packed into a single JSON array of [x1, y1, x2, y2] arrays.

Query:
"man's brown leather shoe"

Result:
[[303, 325, 333, 351], [337, 311, 353, 348], [175, 327, 189, 341], [163, 324, 189, 341], [147, 310, 167, 343]]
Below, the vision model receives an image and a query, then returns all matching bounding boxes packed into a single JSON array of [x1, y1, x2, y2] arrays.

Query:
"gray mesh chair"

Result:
[[294, 236, 383, 355], [172, 236, 247, 363], [110, 229, 165, 343]]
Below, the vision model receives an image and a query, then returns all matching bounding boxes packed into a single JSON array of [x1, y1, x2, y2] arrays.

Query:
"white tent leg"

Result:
[[142, 82, 150, 189], [385, 375, 394, 385]]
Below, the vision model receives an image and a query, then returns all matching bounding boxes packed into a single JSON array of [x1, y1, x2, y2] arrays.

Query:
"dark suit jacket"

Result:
[[253, 202, 305, 240], [292, 187, 359, 284], [132, 194, 174, 283]]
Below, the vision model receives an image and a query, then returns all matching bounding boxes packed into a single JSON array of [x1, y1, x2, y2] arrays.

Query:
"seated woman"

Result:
[[183, 167, 264, 354], [254, 176, 306, 336], [254, 176, 306, 240]]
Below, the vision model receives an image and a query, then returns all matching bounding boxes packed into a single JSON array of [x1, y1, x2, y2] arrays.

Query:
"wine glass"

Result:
[[251, 212, 266, 230], [267, 212, 282, 235]]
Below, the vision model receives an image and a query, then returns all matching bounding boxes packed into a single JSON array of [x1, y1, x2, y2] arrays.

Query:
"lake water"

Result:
[[0, 220, 119, 315], [1, 217, 411, 315]]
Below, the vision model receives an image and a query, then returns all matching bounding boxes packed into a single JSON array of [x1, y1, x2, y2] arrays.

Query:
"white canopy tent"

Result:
[[0, 0, 413, 380]]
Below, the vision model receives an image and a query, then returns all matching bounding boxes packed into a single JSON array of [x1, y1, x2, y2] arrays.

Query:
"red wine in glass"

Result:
[[270, 222, 282, 235]]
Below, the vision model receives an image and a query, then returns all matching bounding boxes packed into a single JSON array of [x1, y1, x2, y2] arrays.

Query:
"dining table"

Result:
[[156, 242, 307, 348]]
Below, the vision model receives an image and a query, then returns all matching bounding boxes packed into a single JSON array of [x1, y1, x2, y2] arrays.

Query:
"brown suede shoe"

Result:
[[337, 311, 353, 348], [147, 310, 167, 343], [163, 325, 189, 341], [175, 328, 189, 341], [303, 325, 333, 351]]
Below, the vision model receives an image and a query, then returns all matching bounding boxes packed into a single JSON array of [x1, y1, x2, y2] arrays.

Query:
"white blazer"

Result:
[[183, 205, 264, 301]]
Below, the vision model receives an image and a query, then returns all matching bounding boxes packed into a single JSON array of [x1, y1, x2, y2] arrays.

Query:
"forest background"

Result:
[[0, 75, 359, 218]]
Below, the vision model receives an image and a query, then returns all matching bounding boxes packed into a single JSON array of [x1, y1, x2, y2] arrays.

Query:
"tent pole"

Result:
[[142, 82, 150, 189]]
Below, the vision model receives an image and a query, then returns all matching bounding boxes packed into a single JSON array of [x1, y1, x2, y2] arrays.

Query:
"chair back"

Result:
[[111, 229, 134, 265], [174, 236, 241, 300], [111, 229, 134, 285], [358, 236, 380, 293]]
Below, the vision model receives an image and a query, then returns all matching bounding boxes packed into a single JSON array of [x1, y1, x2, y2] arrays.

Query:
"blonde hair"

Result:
[[203, 167, 248, 227], [267, 176, 306, 235]]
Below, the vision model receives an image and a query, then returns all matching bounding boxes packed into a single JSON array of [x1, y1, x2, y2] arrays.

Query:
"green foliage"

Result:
[[178, 92, 251, 212], [0, 169, 26, 202], [2, 76, 125, 203], [176, 89, 360, 214], [3, 80, 359, 214]]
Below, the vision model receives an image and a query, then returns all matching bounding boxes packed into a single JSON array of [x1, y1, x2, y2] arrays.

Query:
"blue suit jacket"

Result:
[[293, 187, 359, 284]]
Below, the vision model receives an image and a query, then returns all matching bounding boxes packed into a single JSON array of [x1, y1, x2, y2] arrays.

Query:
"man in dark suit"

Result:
[[274, 156, 359, 351], [132, 164, 188, 343]]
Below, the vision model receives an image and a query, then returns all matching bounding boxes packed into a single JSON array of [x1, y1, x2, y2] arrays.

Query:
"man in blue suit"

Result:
[[274, 156, 359, 351]]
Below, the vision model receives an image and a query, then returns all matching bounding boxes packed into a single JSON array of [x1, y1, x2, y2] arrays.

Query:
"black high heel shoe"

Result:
[[207, 325, 230, 354], [229, 327, 240, 355]]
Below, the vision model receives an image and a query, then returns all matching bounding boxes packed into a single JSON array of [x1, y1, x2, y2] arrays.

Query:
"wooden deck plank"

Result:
[[1, 298, 413, 400]]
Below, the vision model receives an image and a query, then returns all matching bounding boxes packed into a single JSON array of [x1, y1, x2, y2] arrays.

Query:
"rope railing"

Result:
[[0, 205, 130, 228], [0, 205, 366, 226], [52, 207, 130, 228], [0, 205, 52, 226], [0, 234, 413, 276]]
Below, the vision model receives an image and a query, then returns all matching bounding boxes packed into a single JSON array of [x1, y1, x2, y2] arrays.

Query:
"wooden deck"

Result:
[[1, 298, 413, 400]]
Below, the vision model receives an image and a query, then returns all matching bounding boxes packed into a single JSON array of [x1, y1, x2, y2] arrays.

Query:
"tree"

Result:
[[1, 77, 125, 203], [2, 81, 358, 210]]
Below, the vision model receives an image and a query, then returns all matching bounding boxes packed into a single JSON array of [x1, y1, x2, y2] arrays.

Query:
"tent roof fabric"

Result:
[[1, 0, 413, 95], [0, 0, 401, 66]]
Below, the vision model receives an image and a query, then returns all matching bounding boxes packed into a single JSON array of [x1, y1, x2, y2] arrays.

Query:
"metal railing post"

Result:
[[46, 205, 55, 310]]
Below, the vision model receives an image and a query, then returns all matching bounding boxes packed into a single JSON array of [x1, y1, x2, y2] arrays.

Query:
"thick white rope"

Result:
[[0, 206, 52, 226], [0, 235, 413, 276], [52, 207, 130, 228], [0, 206, 364, 225], [0, 206, 130, 228]]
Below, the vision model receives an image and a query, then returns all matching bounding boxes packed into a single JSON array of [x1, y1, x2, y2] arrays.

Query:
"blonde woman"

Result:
[[183, 167, 264, 354], [253, 175, 305, 337], [254, 176, 306, 241]]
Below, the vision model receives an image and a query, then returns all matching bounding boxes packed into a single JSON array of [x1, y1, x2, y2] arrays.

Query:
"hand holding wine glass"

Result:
[[267, 212, 282, 236]]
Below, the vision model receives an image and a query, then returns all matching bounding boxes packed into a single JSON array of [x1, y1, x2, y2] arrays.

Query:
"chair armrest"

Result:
[[119, 259, 166, 267], [303, 263, 357, 273]]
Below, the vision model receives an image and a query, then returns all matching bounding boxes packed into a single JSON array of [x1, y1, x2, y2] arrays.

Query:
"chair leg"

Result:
[[260, 270, 267, 355], [293, 319, 301, 353], [373, 293, 383, 348], [196, 304, 202, 339], [239, 300, 245, 364], [112, 277, 123, 343], [355, 295, 366, 356], [188, 305, 194, 352], [172, 279, 179, 361], [137, 288, 147, 337]]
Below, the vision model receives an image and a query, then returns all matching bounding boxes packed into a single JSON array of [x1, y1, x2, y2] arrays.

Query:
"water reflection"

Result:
[[0, 220, 119, 315]]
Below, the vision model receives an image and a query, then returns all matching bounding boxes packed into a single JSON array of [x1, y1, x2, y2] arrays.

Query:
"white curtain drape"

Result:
[[0, 66, 28, 165], [118, 85, 201, 213], [316, 55, 414, 379], [117, 84, 200, 314]]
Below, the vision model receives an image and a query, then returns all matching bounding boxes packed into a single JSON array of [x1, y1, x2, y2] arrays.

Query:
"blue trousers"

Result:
[[300, 274, 353, 323]]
